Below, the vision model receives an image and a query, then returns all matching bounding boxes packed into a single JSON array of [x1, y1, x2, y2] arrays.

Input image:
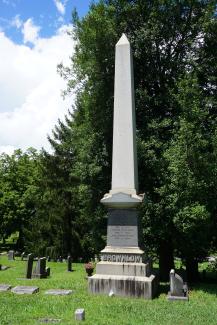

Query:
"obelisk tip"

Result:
[[116, 33, 129, 46]]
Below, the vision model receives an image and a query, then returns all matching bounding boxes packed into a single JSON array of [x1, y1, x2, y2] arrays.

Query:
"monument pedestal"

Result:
[[88, 203, 158, 299], [89, 273, 157, 299]]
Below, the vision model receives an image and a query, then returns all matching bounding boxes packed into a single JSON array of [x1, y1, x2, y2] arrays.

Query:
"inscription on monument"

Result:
[[107, 225, 137, 246], [101, 253, 142, 263], [107, 209, 138, 247]]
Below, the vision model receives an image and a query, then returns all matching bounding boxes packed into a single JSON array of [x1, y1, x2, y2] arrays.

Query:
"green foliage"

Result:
[[0, 148, 40, 248]]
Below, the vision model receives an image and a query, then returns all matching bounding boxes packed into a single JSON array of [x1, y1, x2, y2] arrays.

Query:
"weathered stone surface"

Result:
[[46, 267, 50, 277], [11, 286, 39, 294], [167, 269, 188, 301], [107, 209, 138, 247], [26, 253, 34, 279], [67, 255, 72, 272], [8, 250, 15, 260], [1, 265, 9, 271], [75, 309, 85, 321], [89, 274, 157, 299], [45, 289, 73, 296], [110, 34, 138, 194], [0, 284, 12, 292], [32, 257, 47, 278], [96, 261, 151, 277], [21, 252, 25, 261]]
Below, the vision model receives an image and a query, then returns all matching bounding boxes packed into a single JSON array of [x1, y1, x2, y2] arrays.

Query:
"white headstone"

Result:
[[75, 309, 85, 321]]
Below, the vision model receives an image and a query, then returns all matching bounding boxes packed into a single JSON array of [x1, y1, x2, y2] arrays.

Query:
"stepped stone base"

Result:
[[88, 273, 157, 299], [96, 261, 151, 277]]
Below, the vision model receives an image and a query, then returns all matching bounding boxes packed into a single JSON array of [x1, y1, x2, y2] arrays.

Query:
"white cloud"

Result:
[[11, 14, 22, 29], [22, 18, 41, 45], [54, 0, 66, 15], [0, 25, 75, 154]]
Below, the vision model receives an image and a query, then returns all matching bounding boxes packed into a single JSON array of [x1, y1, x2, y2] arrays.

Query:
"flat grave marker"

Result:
[[0, 284, 12, 292], [45, 289, 73, 296], [11, 286, 39, 294]]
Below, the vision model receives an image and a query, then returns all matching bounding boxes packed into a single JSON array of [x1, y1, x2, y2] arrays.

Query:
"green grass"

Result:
[[1, 256, 217, 325]]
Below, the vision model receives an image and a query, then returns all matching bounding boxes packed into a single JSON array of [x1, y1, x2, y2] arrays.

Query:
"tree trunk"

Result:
[[159, 239, 174, 281], [186, 257, 199, 283]]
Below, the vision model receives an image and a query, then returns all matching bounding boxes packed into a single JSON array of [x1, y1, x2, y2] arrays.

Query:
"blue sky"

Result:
[[0, 0, 96, 154], [0, 0, 94, 44]]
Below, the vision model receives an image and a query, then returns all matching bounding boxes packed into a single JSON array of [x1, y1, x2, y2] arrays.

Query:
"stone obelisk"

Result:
[[88, 34, 157, 299]]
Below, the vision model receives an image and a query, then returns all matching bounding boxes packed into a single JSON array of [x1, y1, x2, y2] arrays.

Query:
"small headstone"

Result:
[[109, 289, 115, 297], [47, 256, 50, 262], [167, 269, 189, 301], [46, 267, 50, 277], [11, 286, 39, 294], [26, 253, 34, 279], [1, 265, 9, 271], [21, 252, 25, 261], [67, 255, 72, 272], [8, 250, 15, 260], [94, 255, 98, 263], [45, 289, 73, 296], [32, 257, 47, 278], [75, 309, 85, 321], [0, 284, 12, 292]]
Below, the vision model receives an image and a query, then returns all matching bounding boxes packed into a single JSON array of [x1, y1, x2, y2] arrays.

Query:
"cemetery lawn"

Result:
[[0, 257, 217, 325]]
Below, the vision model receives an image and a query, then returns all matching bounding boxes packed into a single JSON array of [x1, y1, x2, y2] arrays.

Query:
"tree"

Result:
[[162, 75, 217, 281], [0, 148, 40, 249]]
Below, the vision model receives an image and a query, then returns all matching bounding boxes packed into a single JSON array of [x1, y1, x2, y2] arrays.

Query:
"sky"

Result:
[[0, 0, 95, 154]]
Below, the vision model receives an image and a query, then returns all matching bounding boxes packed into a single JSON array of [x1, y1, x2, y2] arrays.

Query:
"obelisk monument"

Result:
[[88, 34, 157, 299]]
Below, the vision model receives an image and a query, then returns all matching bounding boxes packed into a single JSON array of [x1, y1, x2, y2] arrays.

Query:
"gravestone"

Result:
[[67, 255, 72, 272], [167, 269, 188, 301], [46, 267, 50, 277], [45, 289, 73, 296], [8, 250, 15, 260], [26, 253, 34, 279], [75, 309, 85, 321], [21, 252, 25, 261], [57, 256, 63, 262], [32, 257, 47, 278], [88, 34, 157, 299], [11, 286, 39, 294], [0, 284, 11, 292]]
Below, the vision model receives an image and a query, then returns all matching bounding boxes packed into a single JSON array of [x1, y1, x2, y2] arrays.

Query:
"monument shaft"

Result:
[[112, 34, 138, 193]]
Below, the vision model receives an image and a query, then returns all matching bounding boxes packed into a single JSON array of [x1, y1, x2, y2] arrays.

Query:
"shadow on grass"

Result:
[[155, 268, 217, 297], [157, 281, 217, 297], [157, 283, 169, 297], [190, 282, 217, 295]]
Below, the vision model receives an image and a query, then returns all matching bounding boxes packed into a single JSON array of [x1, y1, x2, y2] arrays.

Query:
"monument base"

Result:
[[167, 292, 189, 301], [88, 273, 157, 299], [96, 261, 151, 277]]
